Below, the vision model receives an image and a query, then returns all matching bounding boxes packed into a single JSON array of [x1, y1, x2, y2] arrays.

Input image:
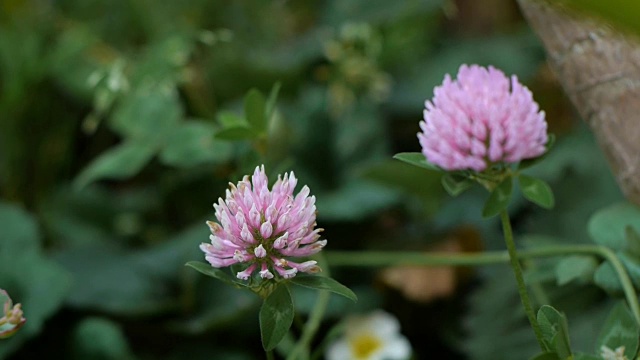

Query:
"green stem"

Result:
[[324, 245, 640, 325], [499, 210, 546, 351], [286, 254, 331, 360], [266, 350, 274, 360]]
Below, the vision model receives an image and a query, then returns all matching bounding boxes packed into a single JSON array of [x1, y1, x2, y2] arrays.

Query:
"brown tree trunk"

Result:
[[517, 0, 640, 206]]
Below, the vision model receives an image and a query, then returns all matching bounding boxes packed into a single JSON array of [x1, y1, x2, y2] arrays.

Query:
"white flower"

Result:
[[326, 310, 411, 360], [600, 345, 627, 360]]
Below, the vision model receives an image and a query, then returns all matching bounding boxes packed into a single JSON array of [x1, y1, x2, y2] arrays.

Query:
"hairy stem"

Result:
[[324, 245, 640, 325], [287, 254, 331, 360], [500, 210, 546, 351]]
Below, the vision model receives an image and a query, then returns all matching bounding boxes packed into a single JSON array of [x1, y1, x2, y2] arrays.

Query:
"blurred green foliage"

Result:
[[0, 0, 637, 359]]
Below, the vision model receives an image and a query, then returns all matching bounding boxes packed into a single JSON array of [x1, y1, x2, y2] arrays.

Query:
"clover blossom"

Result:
[[0, 289, 26, 339], [601, 345, 628, 360], [200, 165, 326, 281], [326, 310, 411, 360], [418, 64, 548, 172]]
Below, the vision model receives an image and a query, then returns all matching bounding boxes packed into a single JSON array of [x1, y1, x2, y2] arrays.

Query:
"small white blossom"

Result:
[[326, 310, 411, 360], [600, 345, 627, 360]]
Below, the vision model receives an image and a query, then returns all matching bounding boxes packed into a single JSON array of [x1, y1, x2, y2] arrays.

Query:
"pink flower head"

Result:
[[200, 165, 325, 281], [418, 64, 548, 171], [0, 289, 26, 339]]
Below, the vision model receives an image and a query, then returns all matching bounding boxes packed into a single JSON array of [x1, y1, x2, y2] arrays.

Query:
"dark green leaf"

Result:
[[215, 126, 258, 141], [537, 305, 572, 358], [518, 134, 555, 170], [555, 255, 598, 285], [185, 261, 243, 288], [529, 353, 561, 360], [588, 202, 640, 251], [482, 177, 513, 218], [74, 141, 156, 189], [596, 302, 639, 357], [244, 88, 267, 133], [519, 175, 555, 209], [393, 152, 442, 172], [441, 173, 473, 197], [289, 276, 357, 302], [260, 284, 294, 351]]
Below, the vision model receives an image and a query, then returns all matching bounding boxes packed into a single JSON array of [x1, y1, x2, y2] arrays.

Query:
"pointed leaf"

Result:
[[441, 173, 473, 197], [482, 177, 513, 218], [289, 276, 357, 302], [393, 152, 442, 172], [596, 302, 639, 356], [537, 305, 573, 359], [185, 261, 245, 288], [244, 88, 267, 133], [260, 284, 294, 351], [519, 175, 555, 209]]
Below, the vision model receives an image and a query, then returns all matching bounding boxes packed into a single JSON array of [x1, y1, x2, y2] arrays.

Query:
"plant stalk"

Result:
[[499, 210, 547, 351]]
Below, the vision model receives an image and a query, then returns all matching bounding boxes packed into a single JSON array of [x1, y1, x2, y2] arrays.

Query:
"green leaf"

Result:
[[393, 152, 442, 172], [441, 173, 473, 197], [159, 121, 233, 167], [482, 177, 513, 218], [72, 317, 135, 360], [185, 261, 244, 288], [215, 126, 258, 141], [110, 89, 182, 142], [593, 261, 623, 294], [74, 141, 156, 189], [596, 302, 639, 356], [289, 276, 357, 302], [588, 202, 640, 251], [266, 82, 281, 120], [572, 353, 600, 360], [518, 134, 556, 170], [619, 252, 640, 288], [537, 305, 573, 359], [564, 0, 640, 36], [260, 284, 294, 351], [519, 175, 555, 209], [555, 255, 598, 285], [529, 353, 561, 360], [625, 226, 640, 257], [244, 88, 267, 133], [217, 111, 248, 128], [0, 202, 71, 357]]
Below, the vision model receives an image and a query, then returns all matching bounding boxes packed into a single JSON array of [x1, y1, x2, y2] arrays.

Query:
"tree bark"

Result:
[[517, 0, 640, 206]]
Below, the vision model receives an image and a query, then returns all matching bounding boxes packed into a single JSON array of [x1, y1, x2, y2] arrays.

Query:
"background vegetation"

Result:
[[0, 0, 632, 359]]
